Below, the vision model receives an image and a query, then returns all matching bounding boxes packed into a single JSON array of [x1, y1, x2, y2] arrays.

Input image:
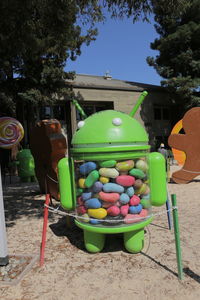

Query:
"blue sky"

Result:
[[65, 16, 162, 86]]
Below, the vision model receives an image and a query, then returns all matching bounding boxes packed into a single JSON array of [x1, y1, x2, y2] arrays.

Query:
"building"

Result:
[[66, 73, 181, 150], [25, 73, 181, 150]]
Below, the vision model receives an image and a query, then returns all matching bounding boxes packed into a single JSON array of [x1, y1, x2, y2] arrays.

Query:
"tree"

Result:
[[147, 0, 200, 107], [0, 0, 186, 117], [0, 0, 102, 116]]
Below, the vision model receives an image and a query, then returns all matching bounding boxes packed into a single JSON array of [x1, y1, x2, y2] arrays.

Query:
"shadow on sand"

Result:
[[2, 181, 56, 227]]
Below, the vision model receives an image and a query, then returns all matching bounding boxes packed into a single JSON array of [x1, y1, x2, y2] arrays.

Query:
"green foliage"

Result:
[[0, 0, 188, 116], [147, 0, 200, 106], [0, 0, 101, 115]]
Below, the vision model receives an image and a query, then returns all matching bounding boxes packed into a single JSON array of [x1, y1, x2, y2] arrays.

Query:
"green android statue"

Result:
[[58, 92, 167, 253]]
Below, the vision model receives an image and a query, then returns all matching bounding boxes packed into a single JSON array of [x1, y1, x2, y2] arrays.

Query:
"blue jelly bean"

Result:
[[129, 204, 142, 214], [92, 181, 103, 193], [85, 198, 102, 209], [82, 192, 92, 201], [126, 187, 135, 197], [79, 162, 97, 175], [119, 193, 130, 204], [103, 183, 124, 193], [90, 219, 101, 225]]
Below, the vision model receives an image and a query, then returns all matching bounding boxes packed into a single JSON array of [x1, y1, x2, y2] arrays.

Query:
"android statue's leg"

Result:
[[83, 230, 105, 253], [123, 229, 144, 253]]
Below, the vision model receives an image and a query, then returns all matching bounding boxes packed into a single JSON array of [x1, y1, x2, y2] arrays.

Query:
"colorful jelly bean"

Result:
[[85, 170, 99, 188], [102, 201, 113, 208], [79, 161, 97, 175], [129, 168, 145, 179], [120, 204, 129, 216], [116, 175, 135, 187], [129, 195, 140, 206], [76, 157, 151, 227], [85, 198, 102, 209], [78, 178, 86, 188], [77, 213, 90, 223], [99, 191, 120, 203], [134, 179, 143, 189], [82, 192, 92, 201], [99, 168, 119, 178], [88, 208, 107, 219], [77, 205, 87, 214], [116, 160, 134, 171], [124, 214, 141, 224], [77, 196, 84, 206], [103, 183, 124, 193], [129, 204, 142, 214], [99, 176, 109, 184], [107, 206, 120, 216], [135, 183, 148, 195], [90, 219, 101, 225], [99, 160, 117, 168], [139, 209, 148, 218], [119, 193, 130, 204], [92, 181, 103, 193], [126, 186, 135, 197], [76, 188, 83, 196], [135, 159, 148, 172]]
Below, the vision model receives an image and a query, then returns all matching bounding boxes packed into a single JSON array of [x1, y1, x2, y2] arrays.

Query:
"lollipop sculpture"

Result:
[[0, 117, 24, 265]]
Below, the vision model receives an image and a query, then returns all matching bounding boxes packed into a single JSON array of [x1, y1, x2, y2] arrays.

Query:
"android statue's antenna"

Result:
[[129, 91, 148, 118], [72, 99, 87, 119]]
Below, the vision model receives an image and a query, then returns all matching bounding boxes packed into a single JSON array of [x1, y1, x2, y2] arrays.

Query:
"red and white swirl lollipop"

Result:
[[0, 117, 24, 149]]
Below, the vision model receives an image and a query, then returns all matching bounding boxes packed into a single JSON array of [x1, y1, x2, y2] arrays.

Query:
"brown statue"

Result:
[[168, 107, 200, 183], [30, 119, 67, 199]]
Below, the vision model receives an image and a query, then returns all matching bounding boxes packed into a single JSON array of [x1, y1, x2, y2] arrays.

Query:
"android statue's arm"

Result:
[[58, 157, 75, 210], [168, 134, 188, 151], [148, 152, 167, 206]]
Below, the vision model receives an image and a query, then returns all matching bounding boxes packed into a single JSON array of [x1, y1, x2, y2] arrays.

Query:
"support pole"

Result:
[[0, 165, 9, 266], [166, 191, 172, 230], [171, 194, 183, 280], [40, 193, 50, 267]]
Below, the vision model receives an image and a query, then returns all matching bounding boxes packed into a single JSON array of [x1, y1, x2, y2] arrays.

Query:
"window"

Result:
[[39, 105, 65, 120], [154, 105, 170, 120]]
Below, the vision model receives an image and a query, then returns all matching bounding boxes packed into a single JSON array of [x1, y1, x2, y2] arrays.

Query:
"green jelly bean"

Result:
[[99, 160, 117, 168], [85, 170, 99, 188], [76, 188, 83, 196], [140, 198, 151, 209], [129, 168, 145, 179]]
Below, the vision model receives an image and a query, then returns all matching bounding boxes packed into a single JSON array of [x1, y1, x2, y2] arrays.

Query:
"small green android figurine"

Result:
[[58, 92, 167, 253]]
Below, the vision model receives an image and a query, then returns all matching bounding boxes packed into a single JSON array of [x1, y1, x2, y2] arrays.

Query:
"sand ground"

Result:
[[0, 165, 200, 300]]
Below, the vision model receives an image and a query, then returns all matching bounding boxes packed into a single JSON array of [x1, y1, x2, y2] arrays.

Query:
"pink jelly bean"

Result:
[[102, 201, 113, 208], [124, 214, 141, 224], [120, 204, 129, 216], [129, 195, 140, 206], [116, 175, 135, 187], [77, 205, 87, 214], [77, 196, 84, 206], [107, 206, 120, 216], [139, 209, 148, 218], [99, 191, 120, 202]]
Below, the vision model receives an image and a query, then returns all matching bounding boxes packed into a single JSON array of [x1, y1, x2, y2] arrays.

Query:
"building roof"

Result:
[[66, 73, 164, 92]]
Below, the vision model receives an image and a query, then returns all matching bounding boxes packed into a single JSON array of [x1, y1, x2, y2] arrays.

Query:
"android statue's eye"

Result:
[[112, 118, 122, 126], [77, 121, 85, 129]]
